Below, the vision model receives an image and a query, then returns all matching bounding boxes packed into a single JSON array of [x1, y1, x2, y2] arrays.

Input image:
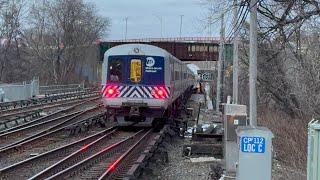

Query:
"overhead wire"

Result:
[[224, 4, 245, 41], [225, 2, 246, 39], [226, 2, 249, 41], [226, 0, 261, 42]]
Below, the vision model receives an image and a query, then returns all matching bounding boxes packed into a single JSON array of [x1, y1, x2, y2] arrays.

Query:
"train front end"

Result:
[[101, 45, 170, 126]]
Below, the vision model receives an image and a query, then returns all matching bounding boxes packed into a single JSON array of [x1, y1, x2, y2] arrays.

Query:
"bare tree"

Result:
[[27, 0, 110, 84], [203, 1, 320, 173], [0, 0, 28, 82]]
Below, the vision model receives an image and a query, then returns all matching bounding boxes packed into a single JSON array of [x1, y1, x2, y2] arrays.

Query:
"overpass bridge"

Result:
[[99, 37, 233, 70]]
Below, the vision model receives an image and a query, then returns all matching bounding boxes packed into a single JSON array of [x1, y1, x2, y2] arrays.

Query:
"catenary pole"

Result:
[[125, 17, 128, 40], [216, 13, 225, 112], [249, 0, 258, 126], [232, 0, 239, 104], [179, 15, 184, 38]]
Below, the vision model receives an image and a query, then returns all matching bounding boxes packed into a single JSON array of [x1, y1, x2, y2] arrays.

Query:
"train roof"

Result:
[[105, 43, 170, 57]]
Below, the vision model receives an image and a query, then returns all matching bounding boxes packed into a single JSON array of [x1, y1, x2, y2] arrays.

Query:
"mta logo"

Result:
[[146, 57, 155, 67]]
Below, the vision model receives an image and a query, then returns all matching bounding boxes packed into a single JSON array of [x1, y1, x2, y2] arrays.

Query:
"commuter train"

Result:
[[101, 44, 196, 126]]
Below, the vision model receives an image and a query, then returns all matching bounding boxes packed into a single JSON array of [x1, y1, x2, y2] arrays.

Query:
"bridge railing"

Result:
[[108, 37, 220, 43]]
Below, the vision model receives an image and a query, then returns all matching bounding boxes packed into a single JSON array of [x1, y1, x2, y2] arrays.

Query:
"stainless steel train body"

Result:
[[101, 44, 195, 125]]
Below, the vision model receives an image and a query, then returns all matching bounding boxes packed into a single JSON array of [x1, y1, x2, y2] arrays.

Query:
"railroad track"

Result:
[[0, 105, 106, 169], [0, 91, 99, 118], [0, 127, 154, 180], [27, 128, 154, 180], [0, 97, 101, 133], [0, 98, 101, 148], [0, 127, 117, 180], [0, 124, 171, 180], [0, 95, 100, 131], [0, 89, 99, 111]]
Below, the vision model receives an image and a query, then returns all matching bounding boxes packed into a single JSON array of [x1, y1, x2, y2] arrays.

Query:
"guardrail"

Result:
[[39, 83, 85, 95], [108, 37, 221, 43]]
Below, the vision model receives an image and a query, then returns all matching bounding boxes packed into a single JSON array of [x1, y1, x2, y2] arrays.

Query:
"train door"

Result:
[[130, 58, 142, 83]]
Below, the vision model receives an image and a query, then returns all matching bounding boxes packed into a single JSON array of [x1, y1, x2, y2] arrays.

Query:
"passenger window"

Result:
[[214, 45, 218, 52], [130, 59, 142, 83], [175, 71, 180, 80], [209, 46, 214, 52], [108, 59, 122, 82], [196, 45, 200, 52], [171, 62, 174, 80], [192, 45, 196, 52]]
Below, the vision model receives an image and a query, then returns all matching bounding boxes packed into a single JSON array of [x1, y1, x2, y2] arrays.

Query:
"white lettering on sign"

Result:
[[241, 136, 266, 153], [201, 73, 213, 80], [197, 71, 214, 82], [145, 66, 162, 73], [234, 119, 239, 125]]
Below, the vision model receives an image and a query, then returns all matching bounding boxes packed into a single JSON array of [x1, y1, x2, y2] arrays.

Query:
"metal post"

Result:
[[125, 17, 128, 40], [308, 119, 320, 180], [232, 0, 239, 104], [160, 17, 163, 38], [249, 0, 258, 126], [208, 16, 212, 37], [216, 13, 225, 112], [154, 15, 163, 38], [179, 15, 184, 38]]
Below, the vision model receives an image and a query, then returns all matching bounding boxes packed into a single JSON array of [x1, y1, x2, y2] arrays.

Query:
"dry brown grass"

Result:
[[258, 105, 307, 175]]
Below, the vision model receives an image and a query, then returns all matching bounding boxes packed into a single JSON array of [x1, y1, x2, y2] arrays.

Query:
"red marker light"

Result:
[[157, 89, 163, 96], [107, 88, 114, 95]]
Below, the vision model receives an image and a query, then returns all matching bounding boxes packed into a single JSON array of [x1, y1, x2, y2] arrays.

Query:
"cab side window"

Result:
[[108, 59, 122, 83]]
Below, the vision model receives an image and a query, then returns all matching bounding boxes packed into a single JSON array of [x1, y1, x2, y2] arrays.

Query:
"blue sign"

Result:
[[108, 55, 164, 85], [240, 136, 266, 153]]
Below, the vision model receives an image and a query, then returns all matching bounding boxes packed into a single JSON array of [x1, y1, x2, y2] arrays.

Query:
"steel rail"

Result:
[[0, 105, 102, 153], [43, 129, 150, 180], [98, 129, 153, 180], [29, 127, 120, 180], [0, 127, 117, 179], [0, 93, 99, 120], [0, 111, 82, 150], [0, 89, 99, 112], [0, 97, 100, 134]]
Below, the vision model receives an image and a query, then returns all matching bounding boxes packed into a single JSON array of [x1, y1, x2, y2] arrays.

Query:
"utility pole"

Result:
[[160, 16, 163, 38], [179, 15, 184, 38], [208, 16, 212, 37], [216, 13, 225, 112], [232, 0, 239, 104], [125, 17, 128, 40], [249, 0, 258, 126], [154, 15, 163, 38]]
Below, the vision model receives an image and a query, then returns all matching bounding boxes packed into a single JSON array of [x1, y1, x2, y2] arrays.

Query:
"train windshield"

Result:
[[108, 59, 123, 83], [130, 59, 142, 83]]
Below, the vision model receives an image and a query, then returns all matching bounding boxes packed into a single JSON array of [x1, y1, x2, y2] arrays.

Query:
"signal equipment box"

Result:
[[223, 104, 247, 141], [307, 119, 320, 180], [236, 126, 274, 180], [0, 88, 4, 102], [223, 104, 247, 173]]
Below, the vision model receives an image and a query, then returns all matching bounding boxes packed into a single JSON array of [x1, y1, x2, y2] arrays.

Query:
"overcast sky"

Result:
[[87, 0, 221, 40]]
